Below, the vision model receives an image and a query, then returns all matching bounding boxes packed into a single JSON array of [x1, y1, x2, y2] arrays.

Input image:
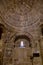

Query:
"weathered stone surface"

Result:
[[0, 0, 43, 65]]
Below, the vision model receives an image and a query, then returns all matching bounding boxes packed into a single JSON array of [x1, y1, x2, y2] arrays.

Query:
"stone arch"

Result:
[[14, 35, 31, 47], [12, 31, 34, 48], [12, 32, 34, 65]]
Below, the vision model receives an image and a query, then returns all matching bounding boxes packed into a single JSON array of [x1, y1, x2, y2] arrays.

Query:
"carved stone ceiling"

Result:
[[0, 0, 43, 31]]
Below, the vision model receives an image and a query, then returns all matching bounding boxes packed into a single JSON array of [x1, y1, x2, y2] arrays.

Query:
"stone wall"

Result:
[[0, 0, 43, 65]]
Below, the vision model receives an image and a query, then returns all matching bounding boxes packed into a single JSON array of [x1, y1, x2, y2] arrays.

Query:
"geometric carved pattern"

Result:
[[0, 0, 40, 30]]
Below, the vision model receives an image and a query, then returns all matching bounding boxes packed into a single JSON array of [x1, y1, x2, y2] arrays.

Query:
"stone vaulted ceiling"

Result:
[[0, 0, 43, 65], [0, 0, 43, 31]]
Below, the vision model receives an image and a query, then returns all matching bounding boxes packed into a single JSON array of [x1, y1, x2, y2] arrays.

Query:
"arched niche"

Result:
[[0, 25, 3, 39], [13, 31, 34, 46], [14, 35, 31, 48], [0, 23, 6, 40], [0, 23, 6, 49], [13, 35, 32, 65], [39, 24, 43, 36], [0, 23, 6, 65], [40, 24, 43, 36]]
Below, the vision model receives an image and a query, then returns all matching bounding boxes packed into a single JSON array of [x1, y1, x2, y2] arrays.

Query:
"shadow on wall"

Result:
[[40, 24, 43, 36], [0, 24, 5, 40]]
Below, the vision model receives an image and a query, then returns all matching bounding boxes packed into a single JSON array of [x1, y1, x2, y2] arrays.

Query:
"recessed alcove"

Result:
[[13, 35, 32, 65], [40, 24, 43, 36], [0, 25, 3, 40], [14, 35, 31, 47], [0, 24, 5, 65], [0, 24, 5, 40], [41, 27, 43, 36]]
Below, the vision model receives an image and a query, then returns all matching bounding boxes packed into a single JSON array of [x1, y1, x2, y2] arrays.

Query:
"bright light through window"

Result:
[[20, 41, 24, 47]]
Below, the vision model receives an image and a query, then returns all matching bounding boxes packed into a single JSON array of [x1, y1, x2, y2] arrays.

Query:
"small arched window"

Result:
[[14, 35, 31, 48]]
